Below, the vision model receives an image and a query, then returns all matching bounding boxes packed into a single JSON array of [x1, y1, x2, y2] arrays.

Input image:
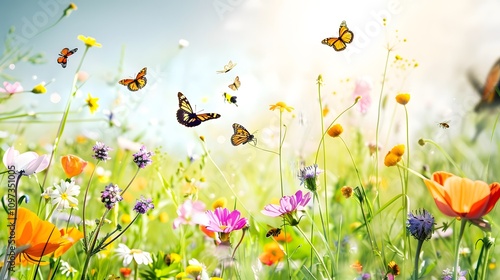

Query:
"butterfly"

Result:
[[176, 92, 221, 127], [321, 20, 354, 51], [216, 60, 237, 74], [469, 58, 500, 112], [118, 67, 147, 91], [438, 120, 450, 129], [223, 92, 238, 107], [266, 227, 282, 238], [231, 123, 256, 146], [228, 76, 241, 91], [57, 47, 78, 68]]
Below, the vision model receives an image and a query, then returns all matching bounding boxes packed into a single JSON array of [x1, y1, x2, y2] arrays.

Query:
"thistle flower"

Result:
[[101, 183, 123, 210], [407, 209, 435, 241], [298, 164, 323, 191], [133, 196, 154, 214], [132, 145, 154, 169], [92, 141, 112, 161], [261, 190, 312, 226]]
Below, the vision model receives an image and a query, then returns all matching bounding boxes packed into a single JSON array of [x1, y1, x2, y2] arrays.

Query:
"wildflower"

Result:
[[259, 242, 285, 266], [322, 105, 330, 117], [133, 196, 154, 214], [395, 93, 410, 105], [14, 208, 65, 264], [101, 183, 123, 210], [50, 179, 81, 210], [205, 208, 248, 242], [441, 267, 467, 280], [407, 209, 435, 241], [173, 200, 209, 229], [0, 81, 23, 94], [164, 253, 181, 266], [388, 261, 400, 276], [352, 77, 373, 114], [423, 171, 500, 219], [85, 93, 99, 114], [390, 144, 405, 157], [384, 152, 400, 167], [367, 142, 381, 156], [132, 145, 154, 169], [187, 259, 209, 279], [54, 227, 84, 258], [317, 74, 324, 86], [31, 83, 47, 94], [92, 141, 112, 161], [212, 197, 227, 209], [119, 267, 132, 278], [61, 154, 87, 178], [341, 186, 353, 198], [63, 3, 77, 17], [199, 225, 216, 240], [60, 260, 78, 277], [327, 124, 344, 138], [269, 101, 294, 112], [115, 243, 153, 266], [298, 164, 323, 192], [77, 35, 102, 48], [273, 230, 293, 243], [2, 146, 49, 175], [261, 190, 312, 226], [351, 260, 363, 273]]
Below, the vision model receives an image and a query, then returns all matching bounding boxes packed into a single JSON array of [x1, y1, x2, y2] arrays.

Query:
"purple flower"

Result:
[[173, 200, 209, 229], [298, 164, 323, 191], [352, 77, 372, 114], [132, 145, 154, 169], [206, 208, 248, 233], [101, 183, 123, 209], [92, 141, 112, 161], [0, 81, 23, 95], [441, 267, 467, 280], [133, 196, 154, 214], [407, 209, 435, 241], [261, 190, 312, 226]]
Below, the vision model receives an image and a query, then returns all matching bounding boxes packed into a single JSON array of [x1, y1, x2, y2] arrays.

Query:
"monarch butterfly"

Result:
[[176, 92, 221, 127], [57, 47, 78, 68], [228, 76, 241, 91], [469, 58, 500, 112], [438, 121, 450, 129], [321, 20, 354, 51], [216, 60, 237, 74], [118, 67, 147, 92], [222, 92, 238, 107], [266, 227, 282, 238], [231, 123, 256, 146]]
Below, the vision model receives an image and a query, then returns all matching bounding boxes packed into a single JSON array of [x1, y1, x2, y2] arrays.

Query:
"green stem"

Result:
[[133, 261, 138, 280], [316, 77, 329, 242], [402, 105, 410, 278], [82, 161, 100, 254], [121, 168, 140, 195], [419, 139, 464, 177], [295, 226, 331, 279], [453, 219, 467, 280], [413, 240, 424, 280], [80, 208, 111, 280]]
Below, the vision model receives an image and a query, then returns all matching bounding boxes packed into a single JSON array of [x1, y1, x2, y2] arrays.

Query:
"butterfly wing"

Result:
[[231, 123, 255, 146], [57, 56, 68, 68], [321, 37, 347, 51], [177, 92, 221, 127], [119, 67, 147, 91], [216, 60, 237, 74], [474, 58, 500, 112], [321, 21, 353, 51], [228, 76, 241, 91], [339, 25, 354, 44], [57, 48, 78, 68]]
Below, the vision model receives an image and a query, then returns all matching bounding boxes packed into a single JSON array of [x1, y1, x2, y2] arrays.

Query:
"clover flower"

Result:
[[133, 196, 154, 214], [132, 145, 154, 169], [261, 190, 312, 226], [298, 164, 323, 192], [407, 209, 435, 241], [101, 183, 123, 210], [92, 141, 112, 161]]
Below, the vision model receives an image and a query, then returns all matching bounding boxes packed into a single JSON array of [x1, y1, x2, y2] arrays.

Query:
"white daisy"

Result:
[[115, 243, 153, 266], [50, 179, 81, 210], [60, 260, 78, 277]]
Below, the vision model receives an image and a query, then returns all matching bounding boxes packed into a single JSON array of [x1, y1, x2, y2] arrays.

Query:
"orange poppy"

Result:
[[53, 227, 84, 258], [61, 154, 87, 178], [424, 171, 500, 219], [258, 242, 284, 266], [15, 208, 63, 265]]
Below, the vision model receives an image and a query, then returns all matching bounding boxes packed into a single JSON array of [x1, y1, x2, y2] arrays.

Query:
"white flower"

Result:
[[50, 179, 81, 210], [115, 243, 153, 266], [2, 146, 49, 175], [60, 260, 78, 277]]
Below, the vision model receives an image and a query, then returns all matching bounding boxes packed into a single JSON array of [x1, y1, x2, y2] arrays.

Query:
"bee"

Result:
[[438, 120, 450, 129], [223, 92, 238, 107], [266, 227, 282, 238]]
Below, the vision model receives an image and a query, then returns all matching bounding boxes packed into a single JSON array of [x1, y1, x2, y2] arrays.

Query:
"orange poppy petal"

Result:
[[431, 171, 455, 185], [483, 182, 500, 215], [424, 179, 459, 217], [54, 227, 84, 258]]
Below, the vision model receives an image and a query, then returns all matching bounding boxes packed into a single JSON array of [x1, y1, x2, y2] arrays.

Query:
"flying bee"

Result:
[[223, 92, 238, 107], [266, 227, 282, 238], [438, 120, 450, 129]]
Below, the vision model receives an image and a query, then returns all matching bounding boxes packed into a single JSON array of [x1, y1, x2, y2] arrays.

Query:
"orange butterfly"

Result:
[[57, 47, 78, 68], [470, 59, 500, 112], [321, 21, 354, 51], [118, 67, 147, 91]]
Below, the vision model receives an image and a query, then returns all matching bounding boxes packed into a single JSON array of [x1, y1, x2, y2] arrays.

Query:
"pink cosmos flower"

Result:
[[205, 208, 248, 233], [2, 146, 49, 175], [352, 77, 372, 114], [0, 81, 23, 95], [261, 190, 312, 226], [172, 200, 209, 229]]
